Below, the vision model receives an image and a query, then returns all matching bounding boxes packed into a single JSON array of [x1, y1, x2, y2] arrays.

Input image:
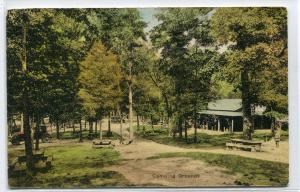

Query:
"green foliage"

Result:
[[132, 45, 164, 119], [7, 9, 92, 123], [150, 8, 220, 127], [78, 42, 122, 119], [263, 111, 287, 121], [99, 9, 146, 74], [210, 8, 288, 114], [148, 152, 288, 186], [210, 79, 241, 99]]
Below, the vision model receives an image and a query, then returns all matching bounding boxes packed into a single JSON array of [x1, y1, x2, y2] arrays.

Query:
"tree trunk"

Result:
[[178, 116, 183, 138], [166, 116, 171, 137], [99, 120, 102, 141], [172, 116, 177, 139], [89, 120, 93, 134], [162, 94, 172, 137], [95, 120, 98, 134], [128, 74, 133, 141], [194, 115, 198, 143], [241, 70, 253, 140], [56, 120, 60, 139], [21, 22, 34, 171], [21, 113, 24, 133], [84, 119, 87, 131], [137, 115, 140, 131], [108, 112, 112, 136], [150, 115, 154, 132], [142, 116, 146, 134], [184, 120, 188, 142], [30, 116, 34, 130], [35, 116, 40, 151], [271, 117, 276, 136], [72, 121, 75, 134], [118, 106, 123, 144], [79, 118, 83, 142], [127, 58, 134, 141], [89, 120, 93, 139], [23, 111, 33, 170]]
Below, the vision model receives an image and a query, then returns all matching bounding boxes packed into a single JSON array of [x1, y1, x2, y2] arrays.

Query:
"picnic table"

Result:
[[92, 140, 114, 148], [226, 138, 262, 152], [9, 150, 53, 171]]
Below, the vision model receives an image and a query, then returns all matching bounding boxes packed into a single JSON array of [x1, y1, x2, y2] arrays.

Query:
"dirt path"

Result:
[[107, 157, 238, 187], [103, 137, 287, 187], [113, 139, 288, 163]]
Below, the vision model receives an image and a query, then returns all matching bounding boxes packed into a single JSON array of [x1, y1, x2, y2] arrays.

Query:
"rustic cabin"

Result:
[[198, 99, 272, 132]]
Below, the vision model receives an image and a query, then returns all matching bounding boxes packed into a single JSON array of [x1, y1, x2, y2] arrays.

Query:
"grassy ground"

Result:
[[8, 144, 130, 188], [136, 125, 288, 148], [49, 130, 120, 140], [148, 152, 289, 186]]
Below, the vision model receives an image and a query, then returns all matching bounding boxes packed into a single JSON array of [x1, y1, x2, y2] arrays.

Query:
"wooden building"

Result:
[[198, 99, 272, 132]]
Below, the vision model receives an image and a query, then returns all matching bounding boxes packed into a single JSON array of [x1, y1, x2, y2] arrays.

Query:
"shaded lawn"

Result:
[[50, 130, 120, 140], [8, 144, 130, 188], [253, 130, 289, 141], [148, 152, 289, 186], [136, 125, 288, 148]]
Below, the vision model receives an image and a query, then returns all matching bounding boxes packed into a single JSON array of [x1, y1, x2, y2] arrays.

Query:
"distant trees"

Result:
[[210, 8, 287, 139]]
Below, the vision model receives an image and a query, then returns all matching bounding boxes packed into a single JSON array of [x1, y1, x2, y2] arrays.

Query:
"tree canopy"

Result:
[[210, 8, 287, 138], [78, 42, 122, 119]]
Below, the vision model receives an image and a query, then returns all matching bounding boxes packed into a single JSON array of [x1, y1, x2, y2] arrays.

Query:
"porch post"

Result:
[[21, 113, 24, 132], [231, 118, 234, 133], [217, 118, 220, 132]]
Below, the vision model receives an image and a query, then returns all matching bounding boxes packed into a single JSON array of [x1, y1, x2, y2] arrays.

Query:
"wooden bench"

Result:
[[9, 151, 53, 171], [92, 140, 114, 148], [226, 139, 262, 152], [226, 142, 254, 151]]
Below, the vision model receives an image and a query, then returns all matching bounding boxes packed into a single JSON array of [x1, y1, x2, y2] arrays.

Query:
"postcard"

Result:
[[6, 7, 288, 188]]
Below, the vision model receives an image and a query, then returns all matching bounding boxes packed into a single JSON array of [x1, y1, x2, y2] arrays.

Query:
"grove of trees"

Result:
[[7, 8, 287, 171]]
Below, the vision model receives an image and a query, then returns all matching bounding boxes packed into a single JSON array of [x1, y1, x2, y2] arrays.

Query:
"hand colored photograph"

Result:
[[7, 7, 288, 188]]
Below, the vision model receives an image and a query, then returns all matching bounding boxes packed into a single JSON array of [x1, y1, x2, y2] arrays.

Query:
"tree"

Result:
[[78, 42, 122, 140], [150, 8, 218, 140], [7, 9, 91, 170], [133, 68, 162, 132], [101, 9, 146, 141], [7, 9, 57, 170], [210, 8, 287, 139]]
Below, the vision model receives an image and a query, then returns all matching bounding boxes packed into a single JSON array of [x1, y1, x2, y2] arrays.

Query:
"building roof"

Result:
[[199, 99, 267, 117], [199, 110, 243, 117], [207, 99, 242, 111]]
